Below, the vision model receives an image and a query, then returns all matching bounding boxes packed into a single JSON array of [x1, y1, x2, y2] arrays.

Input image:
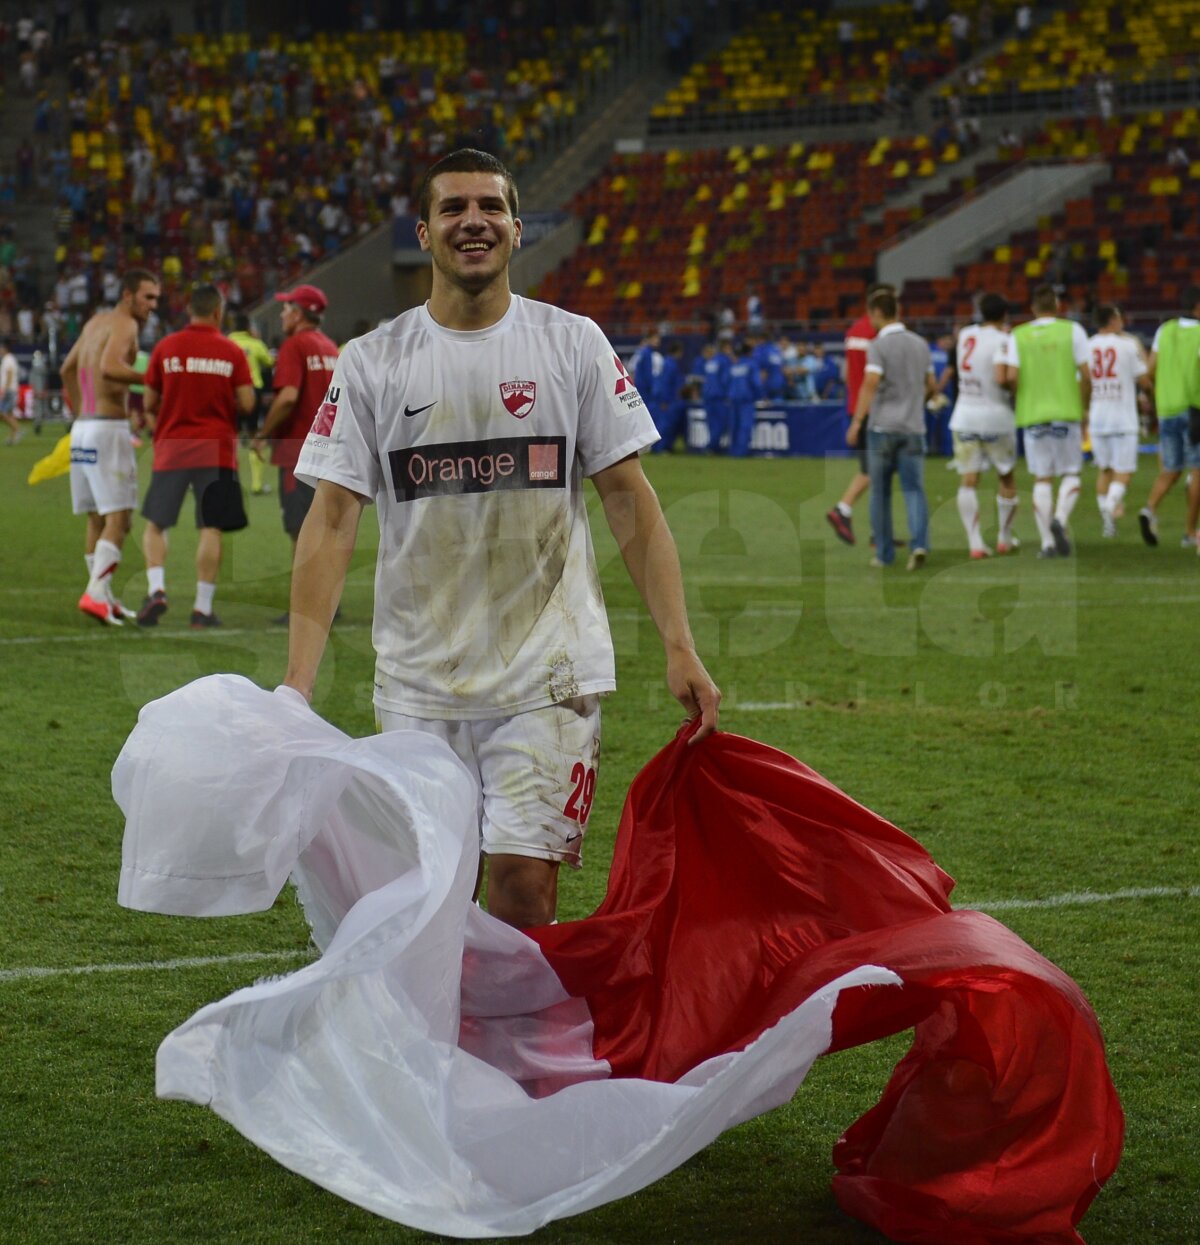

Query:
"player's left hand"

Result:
[[846, 421, 860, 447], [667, 650, 721, 744]]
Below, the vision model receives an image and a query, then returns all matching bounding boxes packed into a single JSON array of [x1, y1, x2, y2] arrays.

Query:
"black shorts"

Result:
[[142, 467, 249, 532], [857, 443, 869, 474], [279, 467, 315, 536]]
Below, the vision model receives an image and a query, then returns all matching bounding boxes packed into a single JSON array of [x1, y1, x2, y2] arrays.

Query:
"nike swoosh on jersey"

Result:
[[404, 401, 436, 418]]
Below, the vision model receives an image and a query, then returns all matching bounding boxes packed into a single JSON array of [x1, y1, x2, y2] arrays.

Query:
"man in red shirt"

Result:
[[253, 284, 338, 558], [135, 284, 255, 628], [826, 282, 895, 545]]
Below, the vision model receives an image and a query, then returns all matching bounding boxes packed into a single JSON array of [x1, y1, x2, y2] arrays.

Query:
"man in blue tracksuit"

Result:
[[699, 339, 730, 452], [753, 333, 787, 402], [727, 341, 762, 458], [632, 330, 664, 422], [651, 342, 686, 451]]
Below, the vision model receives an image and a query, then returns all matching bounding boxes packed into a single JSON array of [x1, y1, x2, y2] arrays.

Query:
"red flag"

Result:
[[531, 725, 1123, 1244]]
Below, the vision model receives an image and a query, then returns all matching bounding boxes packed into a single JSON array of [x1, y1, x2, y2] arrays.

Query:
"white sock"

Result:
[[1055, 474, 1081, 525], [1106, 480, 1126, 516], [1097, 490, 1110, 517], [956, 486, 984, 551], [147, 566, 166, 595], [87, 539, 120, 599], [85, 553, 95, 576], [997, 495, 1018, 544], [1033, 482, 1054, 547], [836, 500, 852, 518], [194, 581, 216, 614]]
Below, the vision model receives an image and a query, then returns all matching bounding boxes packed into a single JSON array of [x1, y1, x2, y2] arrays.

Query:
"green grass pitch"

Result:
[[1, 434, 1196, 1244]]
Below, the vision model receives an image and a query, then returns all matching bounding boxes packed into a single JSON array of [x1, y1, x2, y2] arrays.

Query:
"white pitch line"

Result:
[[2, 886, 1195, 983], [6, 594, 1200, 647], [0, 623, 371, 647], [965, 885, 1200, 911], [0, 948, 313, 983]]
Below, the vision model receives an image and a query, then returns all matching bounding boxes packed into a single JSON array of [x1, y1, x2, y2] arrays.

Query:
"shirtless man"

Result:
[[60, 269, 160, 625]]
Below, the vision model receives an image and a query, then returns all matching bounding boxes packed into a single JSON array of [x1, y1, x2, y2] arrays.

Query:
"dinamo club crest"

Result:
[[499, 379, 536, 419]]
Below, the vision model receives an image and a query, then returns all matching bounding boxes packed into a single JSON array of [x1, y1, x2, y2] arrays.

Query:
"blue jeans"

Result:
[[1158, 413, 1200, 471], [867, 430, 929, 564]]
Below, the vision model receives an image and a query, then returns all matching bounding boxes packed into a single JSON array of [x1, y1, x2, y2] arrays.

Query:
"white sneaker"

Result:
[[1101, 512, 1117, 539]]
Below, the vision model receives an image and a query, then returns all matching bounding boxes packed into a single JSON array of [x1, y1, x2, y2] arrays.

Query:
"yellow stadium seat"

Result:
[[585, 268, 604, 287]]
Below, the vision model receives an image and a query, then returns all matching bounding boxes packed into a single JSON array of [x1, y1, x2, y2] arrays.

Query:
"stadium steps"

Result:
[[522, 70, 679, 212], [878, 160, 1112, 288]]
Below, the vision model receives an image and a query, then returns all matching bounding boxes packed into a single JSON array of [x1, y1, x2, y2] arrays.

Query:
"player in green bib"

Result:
[[1136, 286, 1200, 548], [1003, 285, 1091, 557]]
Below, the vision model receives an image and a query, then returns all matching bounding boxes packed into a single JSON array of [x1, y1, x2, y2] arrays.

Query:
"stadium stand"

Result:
[[13, 15, 625, 332], [872, 110, 1200, 321], [536, 131, 973, 330], [934, 0, 1200, 117], [649, 1, 1021, 133]]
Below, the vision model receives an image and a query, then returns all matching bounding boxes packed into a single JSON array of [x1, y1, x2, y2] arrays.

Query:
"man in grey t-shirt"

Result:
[[847, 289, 936, 568]]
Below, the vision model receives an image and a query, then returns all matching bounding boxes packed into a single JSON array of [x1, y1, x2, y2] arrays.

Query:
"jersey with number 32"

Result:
[[1086, 332, 1146, 434]]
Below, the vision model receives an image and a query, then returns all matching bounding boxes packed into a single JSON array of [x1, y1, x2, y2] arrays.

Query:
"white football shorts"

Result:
[[952, 430, 1018, 476], [1090, 431, 1139, 474], [1023, 422, 1083, 477], [69, 418, 138, 516], [375, 694, 602, 868]]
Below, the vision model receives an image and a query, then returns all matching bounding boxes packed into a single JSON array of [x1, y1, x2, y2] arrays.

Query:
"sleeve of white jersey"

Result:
[[574, 317, 661, 477], [294, 341, 381, 501], [1130, 339, 1148, 378], [1071, 322, 1090, 366], [999, 332, 1017, 368]]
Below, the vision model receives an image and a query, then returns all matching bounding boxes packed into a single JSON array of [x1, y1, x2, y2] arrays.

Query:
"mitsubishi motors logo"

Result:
[[613, 355, 633, 395], [499, 379, 537, 419]]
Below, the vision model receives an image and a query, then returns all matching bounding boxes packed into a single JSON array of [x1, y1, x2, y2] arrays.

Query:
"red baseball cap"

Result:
[[274, 284, 328, 313]]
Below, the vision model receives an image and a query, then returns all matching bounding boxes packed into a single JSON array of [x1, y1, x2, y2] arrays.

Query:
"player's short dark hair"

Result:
[[868, 289, 898, 319], [979, 292, 1009, 324], [867, 281, 896, 299], [1184, 285, 1200, 313], [1031, 284, 1059, 314], [232, 313, 250, 332], [121, 268, 158, 295], [189, 284, 223, 318], [1094, 303, 1121, 330], [418, 148, 519, 222]]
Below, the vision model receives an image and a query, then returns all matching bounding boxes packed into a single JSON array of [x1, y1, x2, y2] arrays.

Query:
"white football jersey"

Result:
[[296, 296, 659, 720], [949, 323, 1014, 433], [1086, 332, 1147, 434]]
